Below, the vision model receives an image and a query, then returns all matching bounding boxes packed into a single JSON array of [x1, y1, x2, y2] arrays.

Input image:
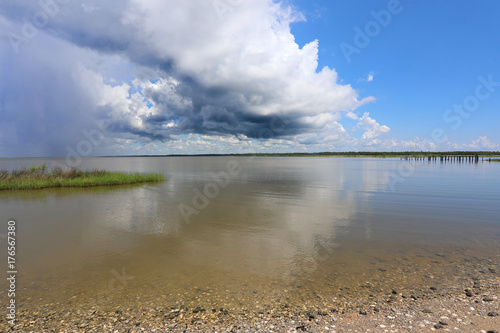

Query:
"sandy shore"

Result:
[[3, 277, 498, 333]]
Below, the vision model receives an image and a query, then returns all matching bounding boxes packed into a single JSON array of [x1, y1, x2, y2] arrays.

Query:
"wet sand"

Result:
[[2, 279, 499, 332]]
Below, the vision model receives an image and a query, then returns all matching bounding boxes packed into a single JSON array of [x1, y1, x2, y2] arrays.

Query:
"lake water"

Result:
[[1, 157, 499, 315]]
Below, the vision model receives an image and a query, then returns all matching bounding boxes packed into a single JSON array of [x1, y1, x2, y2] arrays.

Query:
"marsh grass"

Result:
[[0, 164, 164, 190]]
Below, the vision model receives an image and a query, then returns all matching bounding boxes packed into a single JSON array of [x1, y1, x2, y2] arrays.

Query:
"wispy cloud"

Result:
[[358, 72, 375, 83]]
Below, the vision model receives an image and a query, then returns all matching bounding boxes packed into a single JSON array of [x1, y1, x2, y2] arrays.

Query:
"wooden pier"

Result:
[[400, 155, 486, 163]]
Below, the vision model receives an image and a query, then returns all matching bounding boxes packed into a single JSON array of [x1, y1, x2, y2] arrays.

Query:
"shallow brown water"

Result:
[[0, 157, 499, 317]]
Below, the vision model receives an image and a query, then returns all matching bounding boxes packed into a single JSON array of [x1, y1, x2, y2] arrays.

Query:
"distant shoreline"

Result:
[[1, 151, 500, 159], [96, 151, 500, 158]]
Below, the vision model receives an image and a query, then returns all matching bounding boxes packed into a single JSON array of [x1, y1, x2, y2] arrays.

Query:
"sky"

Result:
[[0, 0, 499, 157]]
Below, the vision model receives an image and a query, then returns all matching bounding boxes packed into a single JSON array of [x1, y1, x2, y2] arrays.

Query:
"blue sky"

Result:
[[0, 0, 499, 157], [291, 0, 500, 143]]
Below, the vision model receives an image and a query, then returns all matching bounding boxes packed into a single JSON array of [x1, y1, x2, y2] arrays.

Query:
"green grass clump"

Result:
[[490, 158, 500, 162], [0, 164, 165, 190]]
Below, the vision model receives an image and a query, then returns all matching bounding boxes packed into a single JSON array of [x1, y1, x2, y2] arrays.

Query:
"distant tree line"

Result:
[[116, 151, 500, 158]]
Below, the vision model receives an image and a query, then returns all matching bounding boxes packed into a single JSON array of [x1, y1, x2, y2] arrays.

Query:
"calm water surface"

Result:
[[0, 157, 499, 312]]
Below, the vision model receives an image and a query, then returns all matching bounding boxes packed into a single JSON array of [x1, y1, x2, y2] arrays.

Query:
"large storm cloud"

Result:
[[0, 0, 384, 156]]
